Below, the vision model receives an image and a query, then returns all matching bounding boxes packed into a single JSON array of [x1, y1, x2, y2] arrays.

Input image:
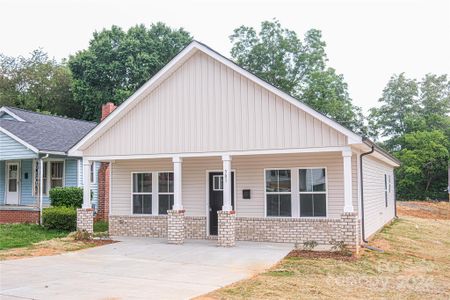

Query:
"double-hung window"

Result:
[[299, 168, 327, 217], [42, 161, 48, 195], [50, 161, 64, 189], [265, 170, 291, 217], [158, 172, 174, 214], [132, 173, 152, 214]]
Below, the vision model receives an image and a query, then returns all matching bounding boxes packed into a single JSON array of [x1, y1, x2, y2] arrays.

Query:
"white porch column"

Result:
[[172, 157, 183, 210], [342, 148, 354, 212], [82, 158, 91, 209], [222, 155, 233, 211]]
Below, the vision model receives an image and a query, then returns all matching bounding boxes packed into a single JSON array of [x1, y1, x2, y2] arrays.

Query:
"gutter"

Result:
[[360, 145, 375, 243]]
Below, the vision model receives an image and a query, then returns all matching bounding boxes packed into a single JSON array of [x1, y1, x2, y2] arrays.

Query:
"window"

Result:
[[132, 173, 152, 214], [299, 168, 327, 217], [265, 170, 291, 217], [43, 162, 48, 195], [50, 161, 64, 189], [158, 172, 174, 214], [213, 175, 223, 191], [90, 163, 95, 183], [384, 174, 388, 207]]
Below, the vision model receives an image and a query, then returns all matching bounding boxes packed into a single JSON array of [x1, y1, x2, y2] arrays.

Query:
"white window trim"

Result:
[[298, 167, 328, 218], [212, 175, 224, 191], [90, 162, 96, 184], [130, 170, 175, 216], [32, 159, 65, 197], [264, 168, 293, 218], [263, 167, 329, 218], [157, 171, 174, 215]]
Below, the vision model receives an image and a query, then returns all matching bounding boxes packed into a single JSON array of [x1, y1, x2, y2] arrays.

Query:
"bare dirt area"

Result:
[[397, 200, 450, 220], [0, 237, 115, 260]]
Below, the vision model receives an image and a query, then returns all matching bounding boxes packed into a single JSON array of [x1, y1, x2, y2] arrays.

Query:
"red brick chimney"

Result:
[[101, 102, 116, 121], [96, 102, 116, 221]]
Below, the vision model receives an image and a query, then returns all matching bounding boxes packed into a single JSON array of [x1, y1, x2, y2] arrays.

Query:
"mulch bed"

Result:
[[287, 250, 357, 261]]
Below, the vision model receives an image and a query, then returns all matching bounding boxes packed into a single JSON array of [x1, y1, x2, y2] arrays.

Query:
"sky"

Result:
[[1, 0, 449, 114]]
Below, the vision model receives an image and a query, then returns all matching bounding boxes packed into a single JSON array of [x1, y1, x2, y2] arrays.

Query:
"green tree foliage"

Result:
[[230, 20, 364, 133], [69, 22, 192, 120], [370, 73, 450, 200], [0, 50, 81, 118], [395, 131, 449, 200]]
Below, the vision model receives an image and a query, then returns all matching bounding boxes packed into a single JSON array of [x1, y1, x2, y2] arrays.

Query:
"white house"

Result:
[[69, 41, 400, 251]]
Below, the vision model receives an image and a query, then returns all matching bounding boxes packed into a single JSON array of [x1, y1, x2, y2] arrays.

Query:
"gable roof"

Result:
[[70, 41, 363, 155], [0, 106, 96, 154]]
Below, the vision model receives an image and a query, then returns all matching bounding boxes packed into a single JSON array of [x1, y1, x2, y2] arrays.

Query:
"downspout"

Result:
[[39, 154, 49, 225], [360, 145, 374, 243]]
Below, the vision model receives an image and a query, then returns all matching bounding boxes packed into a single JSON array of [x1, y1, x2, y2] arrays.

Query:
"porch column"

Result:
[[168, 157, 185, 244], [218, 155, 235, 247], [342, 149, 354, 212], [77, 158, 93, 233], [82, 158, 91, 209], [172, 157, 183, 210], [222, 155, 232, 211]]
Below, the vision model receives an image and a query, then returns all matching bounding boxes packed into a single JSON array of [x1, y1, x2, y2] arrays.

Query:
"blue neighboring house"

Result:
[[0, 106, 100, 220]]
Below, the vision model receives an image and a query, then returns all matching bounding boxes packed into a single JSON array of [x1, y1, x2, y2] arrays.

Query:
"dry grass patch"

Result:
[[202, 215, 450, 300], [0, 236, 115, 261]]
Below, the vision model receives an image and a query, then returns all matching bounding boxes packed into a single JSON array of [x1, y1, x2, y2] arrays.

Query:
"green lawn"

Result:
[[0, 224, 68, 250]]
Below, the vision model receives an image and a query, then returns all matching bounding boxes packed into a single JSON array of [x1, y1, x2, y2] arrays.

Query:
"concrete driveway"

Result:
[[0, 238, 292, 300]]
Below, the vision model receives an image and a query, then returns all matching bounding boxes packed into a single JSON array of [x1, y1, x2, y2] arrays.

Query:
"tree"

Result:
[[369, 73, 450, 200], [69, 22, 192, 120], [230, 20, 364, 133], [395, 130, 449, 200], [0, 50, 81, 118]]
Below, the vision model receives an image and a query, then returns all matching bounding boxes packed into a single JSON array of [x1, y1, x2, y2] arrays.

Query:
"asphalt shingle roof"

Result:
[[0, 107, 97, 153]]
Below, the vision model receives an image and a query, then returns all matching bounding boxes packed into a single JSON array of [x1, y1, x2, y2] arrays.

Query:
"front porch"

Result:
[[78, 149, 361, 251]]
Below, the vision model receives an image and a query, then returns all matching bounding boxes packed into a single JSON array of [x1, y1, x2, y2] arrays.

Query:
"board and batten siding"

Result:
[[110, 152, 358, 218], [0, 131, 37, 160], [83, 51, 347, 157], [362, 155, 395, 238]]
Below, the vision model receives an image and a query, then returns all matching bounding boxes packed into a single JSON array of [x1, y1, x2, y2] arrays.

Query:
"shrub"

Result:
[[329, 239, 352, 256], [49, 187, 83, 208], [73, 230, 92, 241], [94, 220, 109, 233], [303, 240, 318, 251], [42, 206, 77, 231]]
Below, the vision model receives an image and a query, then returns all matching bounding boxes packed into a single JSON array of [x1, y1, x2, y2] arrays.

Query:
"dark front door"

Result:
[[209, 171, 234, 235]]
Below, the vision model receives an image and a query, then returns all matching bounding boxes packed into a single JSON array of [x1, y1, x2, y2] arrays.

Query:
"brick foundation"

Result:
[[0, 209, 39, 224], [109, 215, 168, 237], [340, 212, 360, 253], [235, 213, 360, 252], [217, 211, 236, 247], [96, 162, 110, 221], [185, 216, 207, 239], [106, 213, 360, 252], [167, 210, 185, 244], [77, 208, 94, 233]]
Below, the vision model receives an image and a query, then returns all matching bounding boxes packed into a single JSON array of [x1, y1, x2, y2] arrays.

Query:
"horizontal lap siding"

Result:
[[20, 160, 35, 205], [0, 132, 37, 160], [111, 152, 354, 219], [362, 156, 395, 238], [84, 52, 347, 157]]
